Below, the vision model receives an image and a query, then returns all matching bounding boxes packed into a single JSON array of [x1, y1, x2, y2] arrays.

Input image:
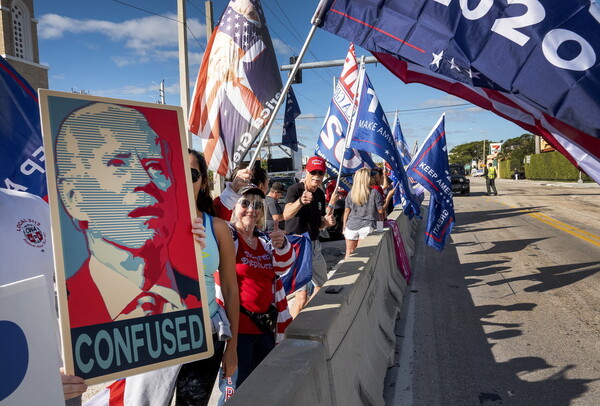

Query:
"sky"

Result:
[[34, 0, 527, 162]]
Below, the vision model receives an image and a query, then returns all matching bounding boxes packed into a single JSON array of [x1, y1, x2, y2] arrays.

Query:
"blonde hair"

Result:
[[351, 168, 372, 206]]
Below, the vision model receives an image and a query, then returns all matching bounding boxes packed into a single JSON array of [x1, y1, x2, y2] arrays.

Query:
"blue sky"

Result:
[[35, 0, 526, 159]]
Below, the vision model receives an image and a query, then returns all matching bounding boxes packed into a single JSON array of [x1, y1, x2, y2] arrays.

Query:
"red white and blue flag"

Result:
[[315, 43, 375, 191], [317, 0, 600, 185], [189, 0, 283, 177], [0, 56, 47, 199], [349, 69, 421, 219], [407, 115, 455, 251], [280, 232, 312, 295]]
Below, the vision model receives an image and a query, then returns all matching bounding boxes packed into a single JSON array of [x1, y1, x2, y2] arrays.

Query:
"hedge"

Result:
[[524, 151, 593, 181], [499, 159, 521, 179]]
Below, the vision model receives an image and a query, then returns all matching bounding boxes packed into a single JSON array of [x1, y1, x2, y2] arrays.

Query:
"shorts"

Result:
[[343, 225, 373, 241], [297, 239, 328, 290]]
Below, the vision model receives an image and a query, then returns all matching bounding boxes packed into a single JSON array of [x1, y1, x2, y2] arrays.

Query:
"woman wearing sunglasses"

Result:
[[343, 168, 384, 259], [174, 149, 240, 406], [229, 184, 294, 388]]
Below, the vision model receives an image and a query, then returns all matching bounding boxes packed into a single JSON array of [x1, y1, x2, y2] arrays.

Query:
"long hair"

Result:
[[189, 148, 216, 216], [351, 168, 372, 206], [231, 193, 265, 230]]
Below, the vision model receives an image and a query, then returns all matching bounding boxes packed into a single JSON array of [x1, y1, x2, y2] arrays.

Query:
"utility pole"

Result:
[[177, 0, 190, 145], [157, 79, 165, 104], [482, 139, 486, 167]]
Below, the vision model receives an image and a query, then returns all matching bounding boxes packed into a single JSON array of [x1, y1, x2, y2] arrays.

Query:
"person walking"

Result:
[[484, 163, 498, 195]]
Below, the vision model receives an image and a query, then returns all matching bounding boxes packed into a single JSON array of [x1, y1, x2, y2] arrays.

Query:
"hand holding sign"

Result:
[[191, 217, 207, 251]]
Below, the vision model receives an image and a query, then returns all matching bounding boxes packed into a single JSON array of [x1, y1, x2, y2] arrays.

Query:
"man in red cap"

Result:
[[283, 156, 336, 317]]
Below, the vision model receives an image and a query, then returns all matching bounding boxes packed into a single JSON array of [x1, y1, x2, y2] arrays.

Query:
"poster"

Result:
[[0, 276, 63, 405], [39, 90, 213, 384]]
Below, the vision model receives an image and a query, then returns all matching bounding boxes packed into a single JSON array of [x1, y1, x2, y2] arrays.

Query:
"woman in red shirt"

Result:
[[229, 184, 294, 387]]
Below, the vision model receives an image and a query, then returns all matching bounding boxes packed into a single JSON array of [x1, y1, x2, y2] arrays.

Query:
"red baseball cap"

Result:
[[305, 156, 326, 173]]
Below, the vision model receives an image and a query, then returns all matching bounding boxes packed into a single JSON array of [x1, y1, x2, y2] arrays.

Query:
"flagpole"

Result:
[[245, 22, 321, 166], [332, 56, 366, 194]]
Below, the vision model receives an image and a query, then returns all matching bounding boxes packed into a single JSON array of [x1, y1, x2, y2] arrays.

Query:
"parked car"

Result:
[[450, 164, 470, 195], [471, 169, 484, 177]]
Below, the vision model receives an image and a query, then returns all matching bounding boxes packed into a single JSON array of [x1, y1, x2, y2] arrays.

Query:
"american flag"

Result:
[[188, 0, 282, 177]]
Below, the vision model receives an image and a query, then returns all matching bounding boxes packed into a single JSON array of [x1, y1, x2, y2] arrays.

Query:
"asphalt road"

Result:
[[385, 178, 600, 405]]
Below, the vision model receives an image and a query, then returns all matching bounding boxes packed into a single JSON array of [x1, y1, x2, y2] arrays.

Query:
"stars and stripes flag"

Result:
[[407, 114, 455, 251], [188, 0, 282, 177], [315, 43, 375, 191], [317, 0, 600, 185], [349, 68, 421, 219], [0, 55, 47, 199], [282, 86, 301, 152]]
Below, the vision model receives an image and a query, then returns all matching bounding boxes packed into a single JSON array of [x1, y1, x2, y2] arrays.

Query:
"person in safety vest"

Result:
[[484, 163, 498, 195]]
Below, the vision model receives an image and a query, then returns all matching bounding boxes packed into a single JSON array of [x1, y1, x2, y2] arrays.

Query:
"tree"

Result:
[[501, 134, 535, 166], [449, 140, 488, 166]]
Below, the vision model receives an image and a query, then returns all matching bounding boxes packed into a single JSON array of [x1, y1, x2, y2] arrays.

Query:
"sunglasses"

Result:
[[238, 198, 263, 211], [191, 168, 201, 183], [309, 170, 325, 176]]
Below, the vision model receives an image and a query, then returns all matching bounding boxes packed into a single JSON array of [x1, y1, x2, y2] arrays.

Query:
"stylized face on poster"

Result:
[[39, 91, 213, 384]]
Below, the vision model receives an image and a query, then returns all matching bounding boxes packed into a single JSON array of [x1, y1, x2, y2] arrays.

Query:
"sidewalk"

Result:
[[473, 176, 599, 189]]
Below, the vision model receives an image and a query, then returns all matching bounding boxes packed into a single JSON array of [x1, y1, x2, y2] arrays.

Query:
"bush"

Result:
[[525, 151, 593, 181]]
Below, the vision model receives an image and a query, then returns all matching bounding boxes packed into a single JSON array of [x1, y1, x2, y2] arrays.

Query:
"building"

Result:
[[1, 0, 48, 89]]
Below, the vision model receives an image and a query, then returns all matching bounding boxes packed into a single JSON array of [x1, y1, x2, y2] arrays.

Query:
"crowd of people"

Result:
[[5, 126, 397, 404]]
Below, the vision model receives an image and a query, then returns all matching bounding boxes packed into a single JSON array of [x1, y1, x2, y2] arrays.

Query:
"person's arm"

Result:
[[213, 218, 239, 379], [283, 185, 306, 220], [342, 207, 351, 231], [266, 198, 284, 222], [382, 187, 395, 216], [268, 220, 295, 275]]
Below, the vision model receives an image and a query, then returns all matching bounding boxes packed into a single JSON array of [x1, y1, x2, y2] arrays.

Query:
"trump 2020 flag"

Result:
[[0, 56, 47, 198], [407, 114, 455, 251], [349, 69, 421, 219], [315, 43, 375, 191], [188, 0, 283, 177], [318, 0, 600, 185], [282, 87, 301, 152]]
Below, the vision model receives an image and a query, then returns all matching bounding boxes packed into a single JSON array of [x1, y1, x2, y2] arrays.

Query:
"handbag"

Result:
[[240, 304, 278, 334]]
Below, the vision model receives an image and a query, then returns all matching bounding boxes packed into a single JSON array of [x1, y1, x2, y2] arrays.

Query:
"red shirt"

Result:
[[236, 238, 276, 334]]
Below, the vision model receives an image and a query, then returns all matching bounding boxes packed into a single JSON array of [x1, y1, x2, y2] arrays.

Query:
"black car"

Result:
[[449, 164, 470, 196]]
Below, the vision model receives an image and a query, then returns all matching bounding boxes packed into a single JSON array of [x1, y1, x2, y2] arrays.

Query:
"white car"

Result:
[[472, 169, 484, 177]]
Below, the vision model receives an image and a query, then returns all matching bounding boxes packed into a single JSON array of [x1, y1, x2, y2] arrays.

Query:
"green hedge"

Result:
[[525, 151, 592, 181], [499, 159, 521, 179]]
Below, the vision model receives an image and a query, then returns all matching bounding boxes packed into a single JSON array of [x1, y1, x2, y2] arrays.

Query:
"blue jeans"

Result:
[[217, 333, 275, 405], [236, 332, 275, 386]]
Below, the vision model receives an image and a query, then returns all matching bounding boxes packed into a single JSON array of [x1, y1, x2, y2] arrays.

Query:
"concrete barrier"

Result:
[[226, 209, 418, 406]]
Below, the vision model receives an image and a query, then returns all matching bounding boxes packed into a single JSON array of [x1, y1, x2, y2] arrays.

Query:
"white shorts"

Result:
[[343, 226, 373, 241]]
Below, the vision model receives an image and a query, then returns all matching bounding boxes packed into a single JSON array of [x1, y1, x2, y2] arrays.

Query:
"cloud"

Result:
[[39, 13, 206, 65]]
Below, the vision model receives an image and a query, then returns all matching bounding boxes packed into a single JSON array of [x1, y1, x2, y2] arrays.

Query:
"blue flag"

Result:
[[280, 232, 312, 295], [392, 113, 411, 167], [318, 0, 600, 185], [282, 87, 301, 152], [315, 43, 375, 191], [349, 70, 420, 219], [0, 56, 47, 198], [407, 114, 454, 251]]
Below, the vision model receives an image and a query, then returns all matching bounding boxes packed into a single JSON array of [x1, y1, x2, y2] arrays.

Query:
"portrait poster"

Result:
[[38, 90, 213, 384], [0, 275, 64, 405]]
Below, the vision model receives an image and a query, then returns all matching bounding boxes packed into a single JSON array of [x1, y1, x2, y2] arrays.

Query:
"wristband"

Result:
[[298, 199, 305, 206], [327, 203, 334, 209]]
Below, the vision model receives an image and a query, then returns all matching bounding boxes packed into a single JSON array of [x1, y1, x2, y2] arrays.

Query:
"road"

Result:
[[386, 177, 600, 405]]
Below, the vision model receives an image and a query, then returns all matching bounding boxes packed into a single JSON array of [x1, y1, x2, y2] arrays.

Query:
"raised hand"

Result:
[[269, 219, 286, 249], [300, 190, 313, 205], [231, 168, 253, 193]]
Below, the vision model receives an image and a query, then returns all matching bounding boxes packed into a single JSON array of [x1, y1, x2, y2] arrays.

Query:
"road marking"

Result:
[[487, 199, 600, 247]]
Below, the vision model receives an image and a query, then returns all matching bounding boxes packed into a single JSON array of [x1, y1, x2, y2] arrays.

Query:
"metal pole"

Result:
[[205, 1, 214, 32], [246, 23, 319, 165], [280, 56, 378, 71], [333, 56, 366, 194], [177, 0, 191, 146]]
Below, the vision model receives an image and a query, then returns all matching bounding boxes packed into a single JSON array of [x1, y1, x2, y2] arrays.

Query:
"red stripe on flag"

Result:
[[108, 380, 126, 405]]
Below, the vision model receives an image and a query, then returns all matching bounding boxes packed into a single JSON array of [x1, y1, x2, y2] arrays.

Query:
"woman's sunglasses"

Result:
[[191, 168, 201, 183], [238, 198, 263, 211]]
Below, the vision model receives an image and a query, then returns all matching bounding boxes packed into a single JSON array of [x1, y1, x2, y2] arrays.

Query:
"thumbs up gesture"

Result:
[[270, 219, 287, 249]]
